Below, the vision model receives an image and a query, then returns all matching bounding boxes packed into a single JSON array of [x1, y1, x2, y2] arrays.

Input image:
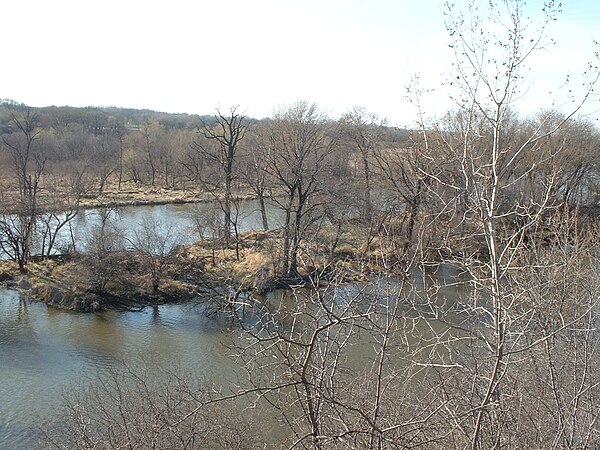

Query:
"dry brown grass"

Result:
[[0, 174, 258, 211], [231, 249, 273, 279]]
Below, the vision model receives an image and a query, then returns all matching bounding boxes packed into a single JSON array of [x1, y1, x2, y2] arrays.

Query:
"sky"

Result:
[[1, 0, 600, 127]]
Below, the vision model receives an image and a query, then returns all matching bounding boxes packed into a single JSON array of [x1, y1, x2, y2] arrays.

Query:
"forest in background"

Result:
[[1, 95, 599, 277]]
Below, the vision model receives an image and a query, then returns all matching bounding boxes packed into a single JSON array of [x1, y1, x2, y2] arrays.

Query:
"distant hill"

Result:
[[0, 100, 214, 134]]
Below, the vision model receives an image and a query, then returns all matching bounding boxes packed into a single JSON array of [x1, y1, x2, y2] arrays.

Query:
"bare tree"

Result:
[[241, 124, 271, 231], [265, 101, 337, 277], [0, 110, 46, 271], [372, 137, 429, 256], [339, 107, 384, 223], [42, 364, 260, 450], [83, 207, 123, 292], [38, 176, 81, 258], [402, 1, 600, 448], [128, 216, 178, 294], [142, 121, 159, 186], [527, 114, 600, 206], [190, 107, 248, 243]]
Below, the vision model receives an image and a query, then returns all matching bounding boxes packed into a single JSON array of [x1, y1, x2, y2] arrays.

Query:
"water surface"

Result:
[[0, 288, 239, 449]]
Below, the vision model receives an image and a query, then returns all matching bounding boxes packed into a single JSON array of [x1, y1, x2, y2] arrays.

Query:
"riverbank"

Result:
[[0, 198, 486, 313], [0, 256, 200, 312], [0, 178, 263, 213], [0, 222, 386, 311], [78, 182, 263, 210]]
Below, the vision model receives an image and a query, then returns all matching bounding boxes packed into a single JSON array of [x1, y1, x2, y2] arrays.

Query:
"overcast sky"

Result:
[[2, 0, 599, 126]]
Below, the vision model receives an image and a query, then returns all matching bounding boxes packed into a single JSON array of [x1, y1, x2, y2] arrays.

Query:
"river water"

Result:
[[0, 287, 249, 449], [0, 200, 286, 448], [0, 281, 467, 449], [43, 198, 287, 254], [0, 201, 466, 449]]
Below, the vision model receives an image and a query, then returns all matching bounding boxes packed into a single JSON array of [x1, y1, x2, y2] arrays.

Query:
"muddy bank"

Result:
[[0, 256, 202, 312], [0, 224, 371, 311]]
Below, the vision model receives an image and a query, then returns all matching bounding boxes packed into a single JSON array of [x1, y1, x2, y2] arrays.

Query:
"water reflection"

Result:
[[0, 289, 239, 450], [1, 198, 287, 260], [69, 199, 286, 252], [0, 262, 470, 449]]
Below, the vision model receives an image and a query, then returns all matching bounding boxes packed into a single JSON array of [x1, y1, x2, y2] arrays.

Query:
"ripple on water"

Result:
[[0, 288, 240, 450]]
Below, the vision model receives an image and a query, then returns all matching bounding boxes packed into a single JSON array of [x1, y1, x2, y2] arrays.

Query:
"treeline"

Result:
[[0, 100, 208, 193], [1, 98, 600, 274], [0, 100, 406, 195], [0, 100, 408, 273]]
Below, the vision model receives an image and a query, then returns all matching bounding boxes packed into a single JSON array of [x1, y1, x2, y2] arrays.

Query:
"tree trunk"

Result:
[[258, 194, 269, 231]]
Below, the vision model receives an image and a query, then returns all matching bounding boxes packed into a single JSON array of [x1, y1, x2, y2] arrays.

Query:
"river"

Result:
[[0, 200, 286, 448], [0, 286, 250, 449], [0, 201, 466, 449], [0, 279, 468, 449], [38, 198, 287, 255]]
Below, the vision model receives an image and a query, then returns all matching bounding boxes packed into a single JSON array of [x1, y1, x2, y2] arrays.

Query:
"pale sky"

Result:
[[2, 0, 600, 127]]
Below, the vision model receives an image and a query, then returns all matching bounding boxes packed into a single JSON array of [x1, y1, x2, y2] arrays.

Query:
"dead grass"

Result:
[[231, 249, 273, 279], [0, 175, 260, 212]]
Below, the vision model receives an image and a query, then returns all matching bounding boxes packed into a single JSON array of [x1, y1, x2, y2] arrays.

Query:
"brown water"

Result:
[[0, 288, 243, 449], [0, 270, 468, 449], [0, 200, 286, 448], [53, 198, 287, 252], [0, 194, 467, 448]]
